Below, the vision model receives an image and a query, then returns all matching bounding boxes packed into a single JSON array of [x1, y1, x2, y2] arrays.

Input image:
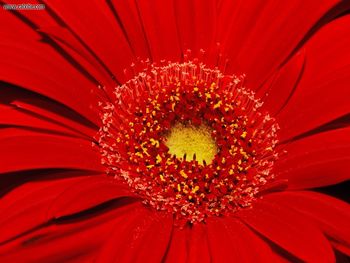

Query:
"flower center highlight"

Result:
[[165, 122, 217, 164], [97, 61, 279, 225]]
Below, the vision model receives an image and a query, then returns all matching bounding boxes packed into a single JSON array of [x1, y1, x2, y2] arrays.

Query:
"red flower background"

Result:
[[1, 0, 350, 262]]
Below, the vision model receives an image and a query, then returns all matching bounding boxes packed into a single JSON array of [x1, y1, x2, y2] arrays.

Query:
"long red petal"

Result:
[[0, 129, 102, 173], [187, 224, 211, 263], [2, 2, 117, 93], [174, 0, 217, 60], [136, 0, 182, 62], [0, 176, 86, 243], [275, 127, 350, 189], [259, 49, 305, 116], [39, 26, 117, 89], [42, 0, 135, 83], [277, 15, 350, 141], [96, 210, 172, 263], [0, 200, 143, 262], [1, 86, 97, 139], [0, 174, 135, 244], [218, 0, 342, 89], [237, 198, 335, 262], [164, 226, 189, 263], [0, 40, 100, 124], [207, 217, 281, 262], [0, 5, 40, 41], [47, 176, 134, 219], [0, 105, 82, 138], [110, 0, 151, 59], [264, 191, 350, 256]]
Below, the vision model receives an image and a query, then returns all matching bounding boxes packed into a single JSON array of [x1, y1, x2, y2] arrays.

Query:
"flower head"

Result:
[[1, 0, 350, 262], [97, 61, 279, 224]]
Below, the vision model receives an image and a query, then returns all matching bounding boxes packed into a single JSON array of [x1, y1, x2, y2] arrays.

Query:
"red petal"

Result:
[[0, 176, 86, 243], [0, 40, 100, 124], [277, 15, 350, 141], [207, 217, 280, 262], [136, 0, 182, 62], [237, 198, 335, 262], [218, 0, 342, 89], [1, 0, 63, 39], [187, 224, 211, 263], [264, 191, 350, 256], [164, 226, 189, 263], [0, 105, 81, 138], [39, 26, 117, 90], [47, 176, 134, 219], [174, 0, 217, 59], [0, 129, 103, 173], [259, 49, 305, 115], [0, 174, 135, 244], [3, 1, 117, 91], [0, 5, 40, 41], [3, 0, 63, 30], [96, 210, 172, 263], [275, 127, 350, 189], [2, 87, 97, 139], [0, 200, 142, 262], [110, 0, 151, 59], [333, 243, 350, 258], [43, 0, 135, 82]]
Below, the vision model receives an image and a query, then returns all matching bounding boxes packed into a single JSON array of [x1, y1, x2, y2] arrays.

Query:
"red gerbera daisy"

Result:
[[1, 0, 350, 262]]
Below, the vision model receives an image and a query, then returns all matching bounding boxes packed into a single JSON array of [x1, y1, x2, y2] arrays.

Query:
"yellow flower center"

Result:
[[165, 122, 218, 164]]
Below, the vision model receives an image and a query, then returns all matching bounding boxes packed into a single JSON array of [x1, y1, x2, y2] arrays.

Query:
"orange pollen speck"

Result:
[[96, 61, 279, 226]]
